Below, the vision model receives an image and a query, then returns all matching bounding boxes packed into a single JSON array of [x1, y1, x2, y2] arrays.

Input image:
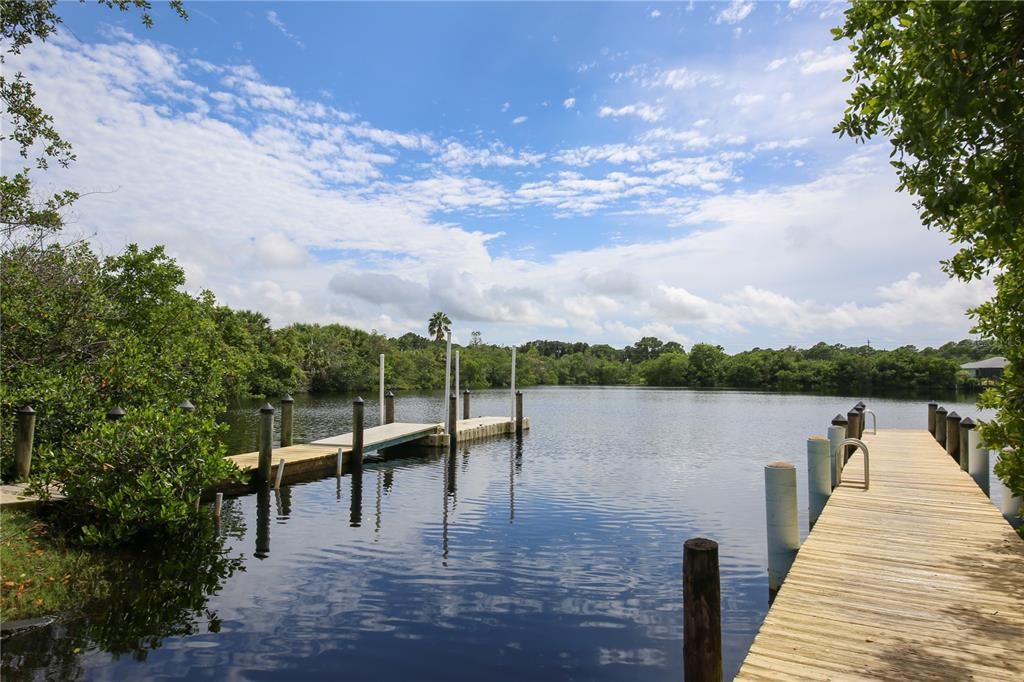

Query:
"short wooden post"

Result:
[[448, 392, 457, 449], [462, 389, 470, 420], [967, 429, 990, 497], [352, 397, 364, 472], [274, 457, 285, 489], [927, 402, 938, 437], [515, 390, 524, 438], [214, 492, 223, 517], [827, 423, 846, 490], [765, 462, 799, 597], [683, 537, 723, 682], [934, 406, 948, 448], [14, 406, 36, 480], [807, 436, 831, 528], [280, 394, 294, 447], [854, 401, 866, 438], [258, 403, 275, 483], [845, 408, 859, 461], [384, 390, 395, 424], [106, 406, 126, 421], [958, 417, 974, 472], [945, 411, 961, 461], [179, 399, 195, 413]]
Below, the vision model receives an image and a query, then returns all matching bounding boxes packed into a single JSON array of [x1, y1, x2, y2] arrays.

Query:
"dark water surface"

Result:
[[3, 387, 992, 680]]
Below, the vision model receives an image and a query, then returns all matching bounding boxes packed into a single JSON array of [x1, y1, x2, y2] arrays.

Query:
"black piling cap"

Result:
[[516, 389, 522, 396], [106, 406, 126, 421], [450, 392, 457, 399], [855, 401, 866, 411], [935, 405, 948, 414], [18, 405, 36, 415], [831, 414, 848, 425], [385, 390, 395, 398], [281, 394, 294, 404], [961, 417, 975, 428], [260, 402, 275, 414], [462, 388, 470, 395], [947, 411, 960, 420], [353, 396, 364, 405], [179, 399, 195, 412], [928, 401, 938, 407]]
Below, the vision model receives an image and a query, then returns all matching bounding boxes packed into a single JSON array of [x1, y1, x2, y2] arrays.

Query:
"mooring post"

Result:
[[274, 457, 285, 490], [352, 397, 364, 472], [827, 422, 846, 490], [959, 417, 974, 472], [379, 353, 386, 426], [967, 429, 990, 497], [214, 492, 223, 518], [444, 332, 452, 434], [845, 408, 859, 462], [854, 401, 866, 438], [179, 399, 195, 413], [280, 394, 294, 447], [765, 462, 799, 598], [683, 537, 723, 682], [14, 406, 36, 480], [515, 390, 524, 438], [946, 411, 961, 462], [258, 402, 275, 483], [807, 436, 831, 528], [462, 388, 470, 420], [448, 392, 457, 449], [384, 390, 395, 424], [106, 406, 126, 421], [934, 406, 948, 448], [510, 346, 517, 421], [927, 402, 938, 437], [994, 452, 1022, 520]]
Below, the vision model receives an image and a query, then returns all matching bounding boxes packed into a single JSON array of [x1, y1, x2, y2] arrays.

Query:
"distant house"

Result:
[[960, 356, 1008, 379]]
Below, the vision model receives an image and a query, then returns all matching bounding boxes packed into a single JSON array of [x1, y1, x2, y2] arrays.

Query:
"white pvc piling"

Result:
[[510, 346, 517, 421], [443, 332, 452, 434], [807, 437, 831, 528], [827, 425, 845, 490], [274, 457, 285, 490], [214, 492, 223, 517], [336, 447, 344, 477], [379, 353, 385, 426], [455, 350, 460, 414], [995, 452, 1022, 520], [968, 430, 990, 497], [765, 461, 799, 596]]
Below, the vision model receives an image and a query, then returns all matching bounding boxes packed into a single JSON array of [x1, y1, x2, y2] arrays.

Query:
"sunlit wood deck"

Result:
[[736, 429, 1024, 681]]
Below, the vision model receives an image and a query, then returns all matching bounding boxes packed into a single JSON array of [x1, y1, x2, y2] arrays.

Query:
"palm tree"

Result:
[[428, 311, 451, 342]]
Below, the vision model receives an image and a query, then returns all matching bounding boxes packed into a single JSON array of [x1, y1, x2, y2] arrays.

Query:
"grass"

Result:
[[0, 507, 107, 622]]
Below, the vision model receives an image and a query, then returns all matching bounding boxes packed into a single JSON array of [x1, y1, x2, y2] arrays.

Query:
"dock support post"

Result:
[[845, 408, 859, 462], [385, 390, 395, 424], [807, 437, 831, 528], [379, 354, 385, 426], [683, 537, 723, 682], [455, 350, 460, 408], [448, 393, 457, 449], [967, 429, 990, 497], [995, 452, 1022, 520], [444, 332, 452, 433], [462, 389, 470, 420], [274, 457, 285, 490], [927, 402, 937, 437], [934, 406, 948, 448], [827, 423, 845, 490], [854, 401, 866, 438], [765, 462, 799, 598], [510, 346, 517, 420], [14, 406, 36, 480], [946, 411, 961, 462], [959, 418, 974, 472], [258, 403, 275, 483], [515, 390, 523, 438], [214, 492, 223, 518], [352, 397, 364, 472], [280, 394, 294, 447]]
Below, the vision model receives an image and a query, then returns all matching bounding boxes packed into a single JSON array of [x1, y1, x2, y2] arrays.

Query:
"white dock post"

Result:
[[214, 492, 223, 517], [274, 457, 285, 490], [807, 437, 831, 528], [379, 353, 385, 426], [995, 452, 1022, 520], [443, 332, 452, 434], [510, 346, 517, 421], [968, 429, 990, 497], [765, 461, 799, 598], [455, 350, 460, 416], [827, 424, 845, 490]]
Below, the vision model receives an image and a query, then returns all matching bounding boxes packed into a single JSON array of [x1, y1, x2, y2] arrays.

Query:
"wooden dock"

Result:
[[736, 429, 1024, 680]]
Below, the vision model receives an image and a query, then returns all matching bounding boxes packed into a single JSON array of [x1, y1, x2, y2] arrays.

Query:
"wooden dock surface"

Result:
[[736, 429, 1024, 680]]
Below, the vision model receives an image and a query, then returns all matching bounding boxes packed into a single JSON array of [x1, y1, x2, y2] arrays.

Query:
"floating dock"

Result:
[[736, 429, 1024, 680]]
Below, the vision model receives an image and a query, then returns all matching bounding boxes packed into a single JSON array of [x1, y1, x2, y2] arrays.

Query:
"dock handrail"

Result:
[[862, 408, 877, 435], [835, 438, 870, 489]]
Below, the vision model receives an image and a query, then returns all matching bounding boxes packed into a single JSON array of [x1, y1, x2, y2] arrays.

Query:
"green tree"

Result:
[[688, 343, 727, 387], [427, 311, 451, 342], [835, 1, 1024, 498]]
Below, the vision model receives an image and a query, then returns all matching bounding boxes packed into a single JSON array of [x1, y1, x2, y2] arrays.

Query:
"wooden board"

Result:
[[736, 429, 1024, 680], [309, 421, 440, 449]]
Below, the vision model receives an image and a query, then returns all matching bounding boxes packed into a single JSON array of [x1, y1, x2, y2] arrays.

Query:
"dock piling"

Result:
[[854, 402, 866, 438], [515, 390, 523, 438], [214, 492, 223, 518], [927, 402, 937, 436], [379, 354, 385, 426], [462, 389, 470, 420], [385, 390, 395, 424], [827, 424, 845, 490], [14, 406, 36, 480], [336, 447, 343, 477], [683, 537, 723, 682], [846, 408, 859, 461], [765, 461, 799, 598], [274, 457, 285, 490], [935, 406, 948, 447], [967, 429, 989, 497], [958, 417, 974, 472], [280, 394, 294, 447], [352, 397, 364, 471], [946, 411, 961, 462], [258, 403, 275, 483], [807, 436, 831, 528], [995, 452, 1022, 521]]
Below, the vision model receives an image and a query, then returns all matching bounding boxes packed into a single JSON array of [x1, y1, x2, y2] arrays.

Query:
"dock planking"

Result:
[[736, 429, 1024, 680]]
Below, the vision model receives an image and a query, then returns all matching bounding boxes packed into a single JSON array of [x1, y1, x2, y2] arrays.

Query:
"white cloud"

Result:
[[512, 115, 528, 125], [598, 102, 665, 122], [563, 97, 576, 109], [439, 141, 544, 168], [731, 93, 765, 107], [716, 1, 754, 25], [501, 101, 510, 112], [553, 143, 660, 167], [265, 10, 305, 49], [650, 9, 662, 18]]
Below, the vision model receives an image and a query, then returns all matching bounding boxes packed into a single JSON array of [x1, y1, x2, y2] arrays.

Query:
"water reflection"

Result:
[[254, 487, 270, 559], [349, 469, 363, 528]]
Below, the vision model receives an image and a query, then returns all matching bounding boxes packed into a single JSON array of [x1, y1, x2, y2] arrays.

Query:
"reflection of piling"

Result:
[[967, 429, 990, 497], [958, 418, 974, 472], [258, 403, 275, 483], [352, 397, 364, 472], [255, 487, 270, 559], [448, 393, 457, 449], [462, 389, 470, 420], [807, 437, 831, 528], [765, 462, 799, 599], [15, 406, 36, 480], [683, 537, 722, 682], [945, 411, 961, 462], [385, 390, 395, 424], [349, 469, 363, 528], [927, 402, 937, 437], [515, 390, 524, 438], [935, 406, 947, 447], [446, 450, 457, 498], [280, 394, 294, 447]]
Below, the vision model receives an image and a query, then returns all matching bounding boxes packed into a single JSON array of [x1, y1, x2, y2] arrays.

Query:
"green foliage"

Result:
[[836, 1, 1024, 497], [27, 407, 240, 545], [427, 311, 451, 342]]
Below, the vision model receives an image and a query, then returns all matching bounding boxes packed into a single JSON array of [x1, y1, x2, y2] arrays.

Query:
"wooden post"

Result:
[[352, 397, 364, 472], [934, 406, 947, 448], [765, 462, 799, 597], [967, 429, 990, 497], [683, 537, 723, 682], [958, 417, 974, 472], [106, 406, 125, 421], [827, 424, 845, 490], [515, 390, 524, 438], [462, 389, 470, 420], [845, 408, 859, 462], [807, 436, 831, 528], [179, 399, 195, 413], [14, 406, 36, 480], [280, 394, 294, 447], [854, 401, 866, 438], [384, 390, 395, 424], [946, 411, 961, 461], [927, 402, 938, 437], [258, 403, 275, 483], [448, 392, 457, 449]]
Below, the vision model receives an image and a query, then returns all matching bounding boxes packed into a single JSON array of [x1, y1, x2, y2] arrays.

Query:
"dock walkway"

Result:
[[736, 429, 1024, 680]]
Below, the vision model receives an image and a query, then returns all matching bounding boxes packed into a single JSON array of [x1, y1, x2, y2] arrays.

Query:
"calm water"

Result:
[[3, 387, 996, 680]]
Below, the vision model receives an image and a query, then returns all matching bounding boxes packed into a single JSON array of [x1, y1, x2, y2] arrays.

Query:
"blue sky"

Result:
[[8, 1, 990, 350]]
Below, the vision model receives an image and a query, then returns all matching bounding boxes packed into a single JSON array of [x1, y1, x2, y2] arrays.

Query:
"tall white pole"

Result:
[[443, 331, 452, 434], [454, 350, 460, 422], [510, 346, 517, 420], [379, 353, 385, 426]]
